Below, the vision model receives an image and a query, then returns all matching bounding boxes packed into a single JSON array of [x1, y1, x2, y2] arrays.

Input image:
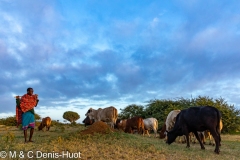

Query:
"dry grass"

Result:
[[0, 125, 240, 160]]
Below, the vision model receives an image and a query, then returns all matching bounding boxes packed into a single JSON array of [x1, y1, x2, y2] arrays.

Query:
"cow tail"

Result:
[[216, 109, 221, 134], [156, 119, 158, 131], [216, 108, 221, 143], [142, 119, 145, 135], [114, 108, 118, 125]]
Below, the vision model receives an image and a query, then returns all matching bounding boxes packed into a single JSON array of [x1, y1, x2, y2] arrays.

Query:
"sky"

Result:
[[1, 0, 240, 123]]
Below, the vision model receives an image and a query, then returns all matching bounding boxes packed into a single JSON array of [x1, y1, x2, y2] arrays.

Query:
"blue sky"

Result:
[[1, 0, 240, 123]]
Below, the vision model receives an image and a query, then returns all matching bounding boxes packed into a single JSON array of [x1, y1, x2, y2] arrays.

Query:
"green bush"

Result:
[[0, 116, 17, 126], [119, 96, 240, 134]]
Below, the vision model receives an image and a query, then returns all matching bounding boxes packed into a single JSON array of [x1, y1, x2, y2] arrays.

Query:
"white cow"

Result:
[[143, 118, 158, 137], [85, 106, 118, 128], [165, 110, 181, 132], [165, 110, 186, 143]]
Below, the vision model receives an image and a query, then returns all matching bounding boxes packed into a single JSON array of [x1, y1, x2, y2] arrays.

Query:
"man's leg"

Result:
[[24, 129, 27, 143], [29, 128, 34, 142]]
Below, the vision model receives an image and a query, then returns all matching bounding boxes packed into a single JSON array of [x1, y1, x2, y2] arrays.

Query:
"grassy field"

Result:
[[0, 124, 240, 160]]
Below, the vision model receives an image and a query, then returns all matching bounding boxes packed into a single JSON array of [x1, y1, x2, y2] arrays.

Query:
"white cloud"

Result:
[[150, 17, 159, 28], [26, 79, 40, 85]]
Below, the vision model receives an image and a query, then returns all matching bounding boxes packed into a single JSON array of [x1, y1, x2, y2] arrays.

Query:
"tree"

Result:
[[118, 104, 145, 119], [34, 113, 41, 120], [63, 111, 80, 123]]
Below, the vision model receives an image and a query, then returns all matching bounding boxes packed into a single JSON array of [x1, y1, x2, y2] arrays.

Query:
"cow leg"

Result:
[[145, 130, 150, 137], [182, 126, 190, 147], [200, 131, 206, 144], [219, 133, 222, 146], [111, 122, 114, 128], [154, 129, 157, 138], [193, 131, 205, 150], [209, 134, 214, 146], [185, 133, 190, 148], [164, 134, 167, 142], [209, 129, 220, 154]]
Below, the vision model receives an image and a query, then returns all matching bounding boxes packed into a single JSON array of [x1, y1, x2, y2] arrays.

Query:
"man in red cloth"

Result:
[[20, 87, 39, 143]]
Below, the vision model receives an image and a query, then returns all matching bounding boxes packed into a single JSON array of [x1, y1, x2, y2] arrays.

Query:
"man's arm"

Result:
[[35, 99, 39, 107]]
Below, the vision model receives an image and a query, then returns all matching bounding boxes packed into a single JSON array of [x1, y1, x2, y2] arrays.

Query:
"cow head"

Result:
[[82, 115, 95, 127], [159, 131, 166, 139], [166, 130, 177, 144], [85, 108, 96, 122], [159, 123, 167, 139], [166, 128, 183, 144], [38, 122, 43, 131], [85, 108, 93, 116]]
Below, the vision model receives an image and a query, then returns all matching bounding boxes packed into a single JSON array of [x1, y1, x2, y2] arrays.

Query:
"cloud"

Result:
[[1, 0, 240, 122]]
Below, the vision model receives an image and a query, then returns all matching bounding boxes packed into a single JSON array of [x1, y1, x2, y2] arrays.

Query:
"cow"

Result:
[[125, 116, 144, 134], [38, 117, 51, 131], [117, 119, 127, 131], [114, 118, 121, 129], [85, 106, 118, 128], [159, 110, 186, 143], [143, 118, 158, 137], [82, 116, 95, 127], [166, 106, 222, 154], [159, 122, 167, 139], [165, 110, 181, 133]]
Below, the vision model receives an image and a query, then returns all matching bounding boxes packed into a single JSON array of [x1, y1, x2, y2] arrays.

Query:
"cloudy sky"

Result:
[[1, 0, 240, 123]]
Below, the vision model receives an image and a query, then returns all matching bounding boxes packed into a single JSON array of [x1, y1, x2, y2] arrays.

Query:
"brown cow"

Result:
[[159, 122, 167, 139], [117, 119, 127, 131], [125, 116, 144, 134], [38, 117, 51, 131]]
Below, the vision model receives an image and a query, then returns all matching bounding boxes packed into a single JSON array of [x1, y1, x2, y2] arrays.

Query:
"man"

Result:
[[20, 87, 39, 143]]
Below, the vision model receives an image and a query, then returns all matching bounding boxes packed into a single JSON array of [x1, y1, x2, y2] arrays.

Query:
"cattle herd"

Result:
[[84, 105, 223, 154]]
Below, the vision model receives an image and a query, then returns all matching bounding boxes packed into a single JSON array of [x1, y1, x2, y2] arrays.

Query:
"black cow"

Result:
[[166, 106, 221, 154], [82, 116, 94, 127]]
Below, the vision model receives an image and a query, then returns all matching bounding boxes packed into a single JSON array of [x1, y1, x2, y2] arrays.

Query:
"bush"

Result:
[[0, 116, 17, 126], [119, 96, 240, 134]]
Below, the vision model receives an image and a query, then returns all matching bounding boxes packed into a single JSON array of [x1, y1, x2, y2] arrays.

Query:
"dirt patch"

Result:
[[80, 121, 115, 135]]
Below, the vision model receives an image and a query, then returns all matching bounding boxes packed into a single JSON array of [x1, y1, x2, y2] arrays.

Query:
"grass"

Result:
[[0, 125, 240, 160]]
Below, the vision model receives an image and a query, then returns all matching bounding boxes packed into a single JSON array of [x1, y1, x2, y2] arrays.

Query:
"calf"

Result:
[[38, 117, 51, 131], [166, 106, 221, 154]]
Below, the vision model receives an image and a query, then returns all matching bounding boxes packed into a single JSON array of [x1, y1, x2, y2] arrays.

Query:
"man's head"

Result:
[[27, 87, 34, 95]]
